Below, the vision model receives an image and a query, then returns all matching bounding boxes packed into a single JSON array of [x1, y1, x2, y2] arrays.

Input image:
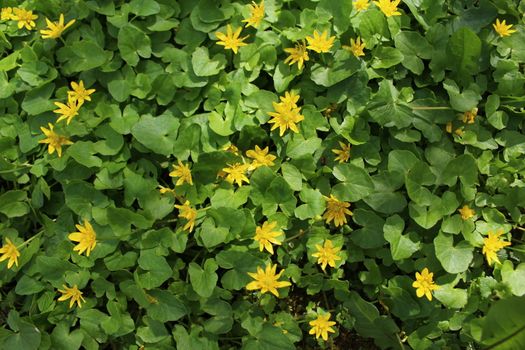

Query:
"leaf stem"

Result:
[[411, 106, 452, 110], [17, 230, 44, 249]]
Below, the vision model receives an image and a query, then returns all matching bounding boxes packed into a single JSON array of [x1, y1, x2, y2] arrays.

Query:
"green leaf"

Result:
[[188, 259, 218, 298], [434, 232, 473, 273], [147, 290, 187, 322], [501, 261, 525, 297], [434, 284, 468, 309], [0, 190, 29, 218], [118, 25, 152, 66], [371, 46, 404, 69], [383, 215, 420, 260], [367, 80, 413, 128], [294, 188, 324, 220], [67, 141, 103, 168], [4, 319, 41, 350], [131, 113, 179, 156], [446, 27, 481, 83], [310, 52, 361, 87], [57, 40, 110, 73], [21, 83, 55, 115], [129, 0, 160, 16], [332, 163, 374, 202], [191, 47, 226, 77]]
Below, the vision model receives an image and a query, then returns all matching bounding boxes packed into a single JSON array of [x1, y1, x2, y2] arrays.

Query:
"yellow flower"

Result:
[[279, 91, 300, 109], [222, 163, 250, 186], [482, 230, 511, 265], [283, 41, 309, 69], [323, 195, 352, 227], [246, 145, 276, 170], [242, 0, 264, 28], [174, 200, 197, 232], [215, 24, 249, 54], [68, 219, 97, 256], [40, 14, 75, 39], [445, 121, 453, 133], [1, 7, 14, 21], [67, 81, 95, 106], [268, 101, 305, 136], [246, 263, 291, 297], [309, 312, 337, 341], [373, 0, 401, 17], [312, 239, 342, 270], [169, 160, 193, 186], [38, 123, 73, 157], [454, 127, 464, 137], [462, 108, 477, 124], [493, 19, 517, 37], [57, 284, 85, 308], [12, 8, 38, 30], [158, 185, 176, 194], [458, 205, 475, 220], [412, 268, 439, 301], [223, 143, 240, 155], [331, 141, 351, 163], [343, 36, 366, 57], [353, 0, 370, 11], [53, 96, 81, 125], [254, 221, 283, 254], [305, 30, 336, 53], [0, 238, 20, 269]]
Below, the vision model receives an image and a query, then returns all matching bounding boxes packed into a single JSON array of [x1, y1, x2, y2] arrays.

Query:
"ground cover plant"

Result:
[[0, 0, 524, 349]]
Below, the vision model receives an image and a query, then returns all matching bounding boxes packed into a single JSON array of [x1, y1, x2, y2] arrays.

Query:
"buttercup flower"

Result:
[[268, 101, 305, 136], [158, 185, 176, 194], [1, 7, 14, 21], [223, 143, 240, 155], [246, 145, 276, 170], [222, 163, 250, 186], [312, 239, 342, 270], [215, 24, 249, 54], [353, 0, 370, 11], [279, 91, 300, 109], [332, 142, 351, 163], [254, 221, 283, 254], [493, 19, 517, 37], [412, 268, 439, 301], [306, 30, 336, 53], [458, 205, 475, 220], [40, 14, 75, 39], [12, 8, 38, 30], [242, 0, 264, 28], [169, 160, 193, 186], [0, 238, 20, 269], [246, 263, 291, 297], [68, 219, 97, 256], [38, 123, 73, 157], [462, 108, 477, 124], [309, 312, 337, 341], [482, 229, 511, 265], [67, 81, 95, 106], [174, 200, 197, 232], [343, 36, 366, 57], [284, 42, 309, 69], [53, 96, 81, 125], [373, 0, 401, 17], [445, 121, 453, 133], [323, 195, 352, 227], [58, 284, 85, 308]]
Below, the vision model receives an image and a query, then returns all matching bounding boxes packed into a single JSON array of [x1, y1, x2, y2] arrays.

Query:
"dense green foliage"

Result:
[[1, 0, 525, 349]]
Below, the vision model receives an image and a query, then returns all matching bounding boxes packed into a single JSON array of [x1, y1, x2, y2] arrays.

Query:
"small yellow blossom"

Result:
[[312, 239, 342, 270], [12, 8, 38, 30], [246, 145, 276, 170], [40, 14, 75, 39], [353, 0, 370, 11], [493, 19, 517, 37], [482, 229, 511, 265], [445, 121, 453, 133], [343, 36, 366, 57], [309, 312, 337, 341], [373, 0, 401, 17], [306, 30, 336, 53], [242, 0, 264, 28], [279, 91, 300, 109], [458, 205, 475, 220], [283, 41, 309, 70], [53, 96, 81, 125], [462, 108, 478, 124], [0, 238, 20, 269], [454, 128, 464, 137], [174, 200, 197, 232], [215, 24, 249, 54], [223, 143, 240, 155], [58, 284, 85, 308], [246, 263, 291, 297], [1, 7, 14, 21], [323, 195, 352, 227], [169, 160, 193, 186], [268, 101, 305, 136], [67, 81, 95, 106], [38, 123, 73, 157], [331, 141, 351, 163], [254, 221, 283, 254], [412, 268, 439, 301], [68, 219, 97, 256], [158, 185, 176, 194], [222, 163, 250, 186]]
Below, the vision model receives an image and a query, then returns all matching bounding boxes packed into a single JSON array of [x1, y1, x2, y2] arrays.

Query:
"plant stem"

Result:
[[411, 106, 452, 110], [17, 230, 44, 249]]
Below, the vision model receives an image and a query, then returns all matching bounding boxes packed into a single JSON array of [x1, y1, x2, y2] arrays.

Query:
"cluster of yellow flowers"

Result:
[[1, 7, 75, 39]]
